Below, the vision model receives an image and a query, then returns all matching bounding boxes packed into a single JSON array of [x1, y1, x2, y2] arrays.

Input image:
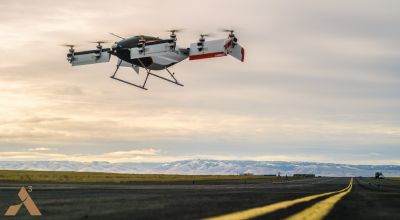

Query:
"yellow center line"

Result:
[[204, 178, 353, 220], [285, 178, 353, 220]]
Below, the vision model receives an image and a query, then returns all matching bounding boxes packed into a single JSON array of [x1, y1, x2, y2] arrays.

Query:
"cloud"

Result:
[[0, 0, 399, 165], [97, 149, 160, 158], [28, 147, 51, 151], [0, 148, 161, 163]]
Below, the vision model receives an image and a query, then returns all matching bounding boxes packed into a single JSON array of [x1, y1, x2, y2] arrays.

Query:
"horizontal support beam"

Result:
[[110, 76, 148, 90]]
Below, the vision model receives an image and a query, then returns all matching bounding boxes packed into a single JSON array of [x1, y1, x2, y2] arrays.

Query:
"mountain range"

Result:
[[0, 160, 399, 177]]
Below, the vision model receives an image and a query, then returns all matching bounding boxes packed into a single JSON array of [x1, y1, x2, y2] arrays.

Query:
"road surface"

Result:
[[0, 177, 399, 219]]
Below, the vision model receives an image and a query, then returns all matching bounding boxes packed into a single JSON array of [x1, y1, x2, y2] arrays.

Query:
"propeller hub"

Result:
[[167, 29, 182, 42], [220, 29, 236, 38], [61, 44, 76, 54], [91, 41, 108, 50], [199, 34, 209, 42]]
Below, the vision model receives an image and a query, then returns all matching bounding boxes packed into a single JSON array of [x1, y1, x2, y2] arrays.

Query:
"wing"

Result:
[[189, 38, 244, 62], [68, 49, 111, 66]]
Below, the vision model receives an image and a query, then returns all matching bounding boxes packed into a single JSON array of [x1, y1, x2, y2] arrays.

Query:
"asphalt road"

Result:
[[0, 177, 399, 219]]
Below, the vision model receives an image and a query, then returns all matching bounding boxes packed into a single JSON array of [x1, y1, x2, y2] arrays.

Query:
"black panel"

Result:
[[131, 57, 153, 67], [141, 39, 173, 47], [67, 48, 110, 57]]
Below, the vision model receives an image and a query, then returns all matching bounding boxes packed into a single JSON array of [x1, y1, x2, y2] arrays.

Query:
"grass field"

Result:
[[0, 170, 298, 184]]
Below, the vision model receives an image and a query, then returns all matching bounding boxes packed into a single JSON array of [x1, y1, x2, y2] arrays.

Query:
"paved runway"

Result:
[[0, 177, 399, 219]]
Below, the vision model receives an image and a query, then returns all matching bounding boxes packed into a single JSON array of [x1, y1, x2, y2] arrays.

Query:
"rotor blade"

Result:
[[166, 28, 184, 33], [109, 33, 125, 40], [200, 33, 213, 37], [90, 41, 110, 44], [60, 44, 76, 47], [218, 28, 235, 33]]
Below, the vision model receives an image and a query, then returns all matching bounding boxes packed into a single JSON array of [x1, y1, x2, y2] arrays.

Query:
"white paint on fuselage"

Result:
[[147, 47, 188, 70]]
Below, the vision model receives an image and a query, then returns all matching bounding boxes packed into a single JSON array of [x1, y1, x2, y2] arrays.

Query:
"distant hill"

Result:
[[0, 160, 399, 177]]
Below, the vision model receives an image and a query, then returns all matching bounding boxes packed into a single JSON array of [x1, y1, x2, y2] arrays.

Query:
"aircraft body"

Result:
[[65, 30, 245, 90]]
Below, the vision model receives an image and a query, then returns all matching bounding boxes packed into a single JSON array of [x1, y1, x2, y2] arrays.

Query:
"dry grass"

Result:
[[0, 170, 290, 184]]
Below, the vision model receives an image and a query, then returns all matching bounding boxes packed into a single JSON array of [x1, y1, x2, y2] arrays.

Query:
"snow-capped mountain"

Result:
[[0, 160, 399, 177]]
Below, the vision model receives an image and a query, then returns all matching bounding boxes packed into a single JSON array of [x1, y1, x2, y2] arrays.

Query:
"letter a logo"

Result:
[[4, 186, 42, 216]]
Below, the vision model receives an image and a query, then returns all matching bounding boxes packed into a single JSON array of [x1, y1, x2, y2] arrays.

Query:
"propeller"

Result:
[[60, 44, 76, 48], [219, 28, 235, 34], [200, 34, 209, 38], [219, 28, 236, 38], [167, 29, 184, 35], [167, 29, 183, 42], [91, 41, 109, 43], [60, 44, 76, 53], [199, 33, 212, 38], [199, 33, 213, 42], [61, 44, 77, 62], [90, 41, 109, 50]]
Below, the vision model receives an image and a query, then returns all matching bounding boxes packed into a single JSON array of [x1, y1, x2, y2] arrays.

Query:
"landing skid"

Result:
[[110, 59, 183, 90]]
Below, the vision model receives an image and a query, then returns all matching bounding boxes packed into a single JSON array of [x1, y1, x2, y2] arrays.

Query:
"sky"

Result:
[[0, 0, 399, 165]]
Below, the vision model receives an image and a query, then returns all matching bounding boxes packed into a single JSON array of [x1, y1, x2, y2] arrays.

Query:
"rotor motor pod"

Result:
[[169, 32, 177, 50], [95, 43, 102, 57], [62, 44, 75, 63], [137, 37, 146, 54], [91, 41, 108, 57], [69, 47, 75, 54], [197, 34, 208, 52], [219, 29, 238, 47], [226, 30, 238, 47], [168, 29, 182, 51]]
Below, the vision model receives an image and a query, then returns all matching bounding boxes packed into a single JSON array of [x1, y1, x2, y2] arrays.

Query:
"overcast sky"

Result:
[[0, 0, 399, 164]]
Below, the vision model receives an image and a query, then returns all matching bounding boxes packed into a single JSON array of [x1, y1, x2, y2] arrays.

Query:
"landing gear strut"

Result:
[[110, 59, 183, 90]]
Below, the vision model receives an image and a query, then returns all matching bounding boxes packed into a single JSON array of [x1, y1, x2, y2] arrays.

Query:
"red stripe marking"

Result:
[[241, 48, 245, 62], [189, 52, 227, 60]]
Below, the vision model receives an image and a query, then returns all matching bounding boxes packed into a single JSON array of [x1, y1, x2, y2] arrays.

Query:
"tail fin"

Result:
[[227, 43, 245, 62]]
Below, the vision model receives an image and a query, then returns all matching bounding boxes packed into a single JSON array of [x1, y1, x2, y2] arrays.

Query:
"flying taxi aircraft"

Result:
[[64, 29, 245, 90]]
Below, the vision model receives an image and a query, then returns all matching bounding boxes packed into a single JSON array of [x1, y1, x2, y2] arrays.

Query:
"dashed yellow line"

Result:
[[204, 178, 353, 220], [285, 178, 353, 220]]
